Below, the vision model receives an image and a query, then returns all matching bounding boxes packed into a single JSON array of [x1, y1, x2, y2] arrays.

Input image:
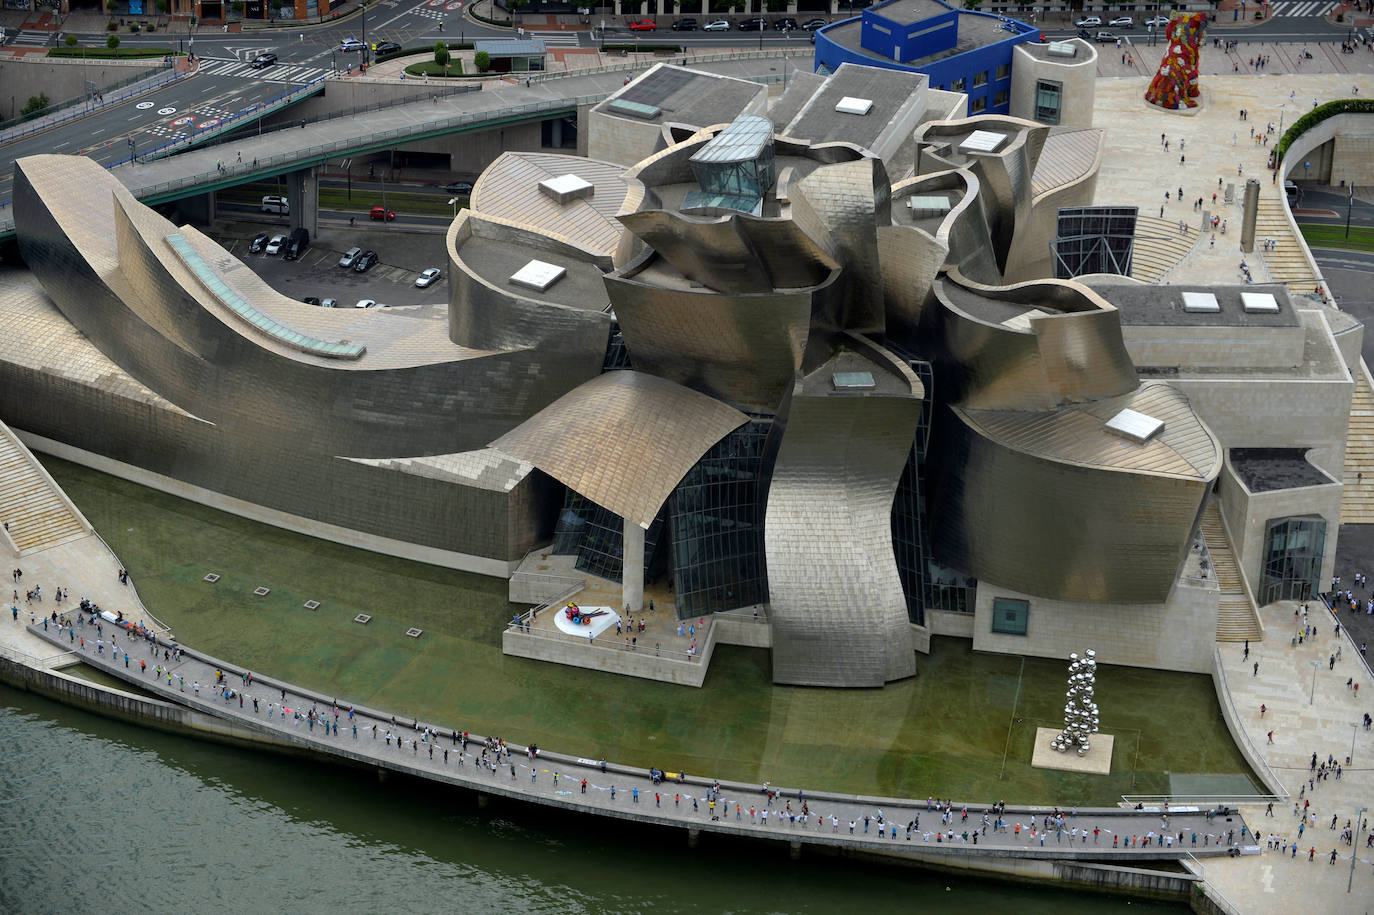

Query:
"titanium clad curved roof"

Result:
[[955, 383, 1220, 481], [1031, 127, 1105, 200], [489, 370, 748, 529], [469, 152, 631, 257]]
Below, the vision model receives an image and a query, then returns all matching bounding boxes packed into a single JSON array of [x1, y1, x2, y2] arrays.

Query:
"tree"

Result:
[[434, 40, 450, 75], [107, 34, 121, 49], [64, 33, 78, 46], [105, 0, 117, 11], [20, 93, 50, 117], [474, 49, 490, 72], [156, 0, 168, 12], [507, 0, 526, 27]]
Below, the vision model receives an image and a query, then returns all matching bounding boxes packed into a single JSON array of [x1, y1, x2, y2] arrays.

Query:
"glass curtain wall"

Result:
[[1260, 515, 1326, 605]]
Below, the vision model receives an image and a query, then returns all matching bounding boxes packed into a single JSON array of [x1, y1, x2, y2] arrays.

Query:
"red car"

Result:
[[628, 18, 656, 30], [369, 206, 396, 222]]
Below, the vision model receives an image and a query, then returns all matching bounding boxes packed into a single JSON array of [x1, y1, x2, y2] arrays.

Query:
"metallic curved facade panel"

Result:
[[927, 272, 1138, 411], [926, 387, 1216, 604], [469, 151, 631, 258], [764, 338, 921, 687], [604, 259, 829, 411], [490, 370, 748, 529]]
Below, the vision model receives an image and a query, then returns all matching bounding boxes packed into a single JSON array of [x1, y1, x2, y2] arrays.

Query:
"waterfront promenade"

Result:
[[20, 615, 1244, 865]]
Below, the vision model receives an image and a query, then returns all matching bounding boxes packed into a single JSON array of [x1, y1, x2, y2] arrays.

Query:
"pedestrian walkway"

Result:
[[1203, 502, 1264, 642], [529, 30, 580, 48], [21, 616, 1246, 863], [1342, 363, 1374, 524], [7, 29, 52, 48], [1268, 0, 1340, 16], [195, 56, 333, 84]]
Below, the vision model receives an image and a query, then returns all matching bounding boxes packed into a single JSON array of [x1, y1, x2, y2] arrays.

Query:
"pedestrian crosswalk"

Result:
[[8, 29, 54, 47], [1268, 1, 1339, 17], [196, 57, 333, 84], [529, 30, 581, 48]]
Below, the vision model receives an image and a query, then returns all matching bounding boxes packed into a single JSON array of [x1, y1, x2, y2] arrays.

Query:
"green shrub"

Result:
[[20, 93, 50, 117], [474, 49, 490, 72], [107, 34, 121, 49], [1278, 98, 1374, 160], [434, 40, 449, 71]]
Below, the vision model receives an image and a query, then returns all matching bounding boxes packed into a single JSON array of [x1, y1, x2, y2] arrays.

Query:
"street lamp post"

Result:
[[1351, 721, 1360, 765], [1349, 805, 1367, 893], [448, 196, 458, 217], [1347, 186, 1355, 239], [1310, 659, 1320, 705]]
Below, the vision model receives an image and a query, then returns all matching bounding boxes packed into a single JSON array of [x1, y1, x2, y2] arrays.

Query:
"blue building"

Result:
[[813, 0, 1041, 116]]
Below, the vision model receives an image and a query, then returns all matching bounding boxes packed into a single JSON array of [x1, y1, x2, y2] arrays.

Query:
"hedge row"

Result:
[[48, 46, 182, 59], [373, 44, 472, 64], [600, 43, 683, 52], [1277, 98, 1374, 161]]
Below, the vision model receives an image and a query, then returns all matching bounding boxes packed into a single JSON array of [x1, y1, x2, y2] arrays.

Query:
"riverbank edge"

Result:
[[1, 654, 1223, 910]]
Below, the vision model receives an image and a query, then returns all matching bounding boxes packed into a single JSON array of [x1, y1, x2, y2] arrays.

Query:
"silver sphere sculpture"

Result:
[[1050, 650, 1099, 756]]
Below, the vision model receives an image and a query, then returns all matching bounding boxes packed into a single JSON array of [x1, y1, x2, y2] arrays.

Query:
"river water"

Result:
[[0, 682, 1185, 913]]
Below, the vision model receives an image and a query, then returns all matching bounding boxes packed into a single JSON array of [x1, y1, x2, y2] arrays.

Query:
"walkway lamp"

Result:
[[448, 196, 458, 217], [1310, 659, 1320, 705], [1350, 805, 1367, 893], [1351, 721, 1360, 765]]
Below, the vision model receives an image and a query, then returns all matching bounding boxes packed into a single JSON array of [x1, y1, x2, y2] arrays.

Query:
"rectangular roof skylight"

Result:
[[1181, 291, 1220, 313], [539, 173, 594, 205], [835, 96, 874, 115], [510, 259, 566, 292], [1241, 292, 1280, 313], [959, 130, 1005, 153], [1105, 408, 1165, 444], [832, 371, 876, 390]]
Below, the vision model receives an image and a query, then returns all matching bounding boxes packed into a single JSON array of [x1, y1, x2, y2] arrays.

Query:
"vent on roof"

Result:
[[539, 173, 595, 205], [835, 96, 873, 116], [959, 130, 1005, 153], [907, 194, 950, 218], [1181, 291, 1220, 313], [607, 98, 661, 120], [1105, 408, 1165, 444], [832, 371, 875, 391], [1047, 41, 1078, 58], [510, 259, 567, 292], [1241, 292, 1280, 314]]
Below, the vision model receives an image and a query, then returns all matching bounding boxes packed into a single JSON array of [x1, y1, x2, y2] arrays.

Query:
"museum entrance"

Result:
[[1260, 514, 1325, 605]]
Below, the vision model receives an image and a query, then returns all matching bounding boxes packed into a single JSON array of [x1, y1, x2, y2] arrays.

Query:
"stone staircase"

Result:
[[0, 424, 89, 554], [1130, 216, 1195, 284], [1201, 502, 1262, 642], [1254, 197, 1319, 297], [1342, 361, 1374, 524]]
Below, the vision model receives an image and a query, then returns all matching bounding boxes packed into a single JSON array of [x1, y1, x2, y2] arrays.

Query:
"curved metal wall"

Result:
[[926, 405, 1211, 603], [764, 341, 921, 687]]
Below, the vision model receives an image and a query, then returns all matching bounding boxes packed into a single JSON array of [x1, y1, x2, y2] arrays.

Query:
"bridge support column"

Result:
[[622, 517, 644, 614], [789, 840, 802, 860], [287, 165, 319, 238], [476, 792, 490, 809], [687, 827, 700, 848], [177, 190, 216, 227]]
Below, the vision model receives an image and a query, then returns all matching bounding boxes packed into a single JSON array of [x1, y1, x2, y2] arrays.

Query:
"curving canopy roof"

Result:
[[490, 370, 748, 528]]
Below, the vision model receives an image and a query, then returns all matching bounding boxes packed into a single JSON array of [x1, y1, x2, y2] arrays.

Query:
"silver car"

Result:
[[265, 234, 286, 255], [338, 246, 363, 268], [414, 267, 442, 288]]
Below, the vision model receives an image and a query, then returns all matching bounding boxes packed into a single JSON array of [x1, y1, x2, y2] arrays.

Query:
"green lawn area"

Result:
[[43, 456, 1258, 806], [1300, 222, 1374, 253], [218, 182, 463, 218]]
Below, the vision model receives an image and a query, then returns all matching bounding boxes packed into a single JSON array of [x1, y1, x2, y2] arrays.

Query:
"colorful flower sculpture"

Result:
[[1144, 13, 1206, 110]]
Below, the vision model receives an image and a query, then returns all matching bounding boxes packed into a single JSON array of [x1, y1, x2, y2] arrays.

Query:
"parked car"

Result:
[[1094, 30, 1119, 42], [627, 18, 656, 30], [339, 37, 365, 52], [1108, 16, 1133, 28], [801, 18, 827, 30], [1075, 15, 1101, 28], [353, 250, 379, 273], [320, 298, 339, 308], [1145, 15, 1171, 28], [443, 181, 474, 195], [373, 40, 402, 55], [248, 232, 269, 253], [283, 226, 309, 260], [415, 267, 442, 288], [338, 246, 363, 268], [738, 17, 768, 30], [369, 206, 396, 222], [671, 18, 698, 30], [354, 298, 377, 309], [1076, 28, 1090, 39], [774, 17, 797, 30], [302, 296, 321, 305], [703, 19, 730, 31], [265, 234, 286, 255]]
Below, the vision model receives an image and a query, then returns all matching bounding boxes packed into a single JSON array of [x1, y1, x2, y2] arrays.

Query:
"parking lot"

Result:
[[210, 221, 451, 309]]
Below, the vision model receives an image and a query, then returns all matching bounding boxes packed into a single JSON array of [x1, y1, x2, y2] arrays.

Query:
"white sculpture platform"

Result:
[[552, 605, 620, 639], [1030, 727, 1115, 775]]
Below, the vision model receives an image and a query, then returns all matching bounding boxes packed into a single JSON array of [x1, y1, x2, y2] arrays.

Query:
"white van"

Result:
[[261, 195, 289, 215]]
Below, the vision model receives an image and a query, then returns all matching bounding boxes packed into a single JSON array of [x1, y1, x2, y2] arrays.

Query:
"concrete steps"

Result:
[[1254, 197, 1318, 297], [1130, 216, 1194, 284], [1201, 502, 1262, 642], [0, 425, 88, 554], [1342, 363, 1374, 524]]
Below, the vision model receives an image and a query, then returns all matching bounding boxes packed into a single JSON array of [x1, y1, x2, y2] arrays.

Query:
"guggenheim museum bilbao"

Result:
[[0, 49, 1359, 688]]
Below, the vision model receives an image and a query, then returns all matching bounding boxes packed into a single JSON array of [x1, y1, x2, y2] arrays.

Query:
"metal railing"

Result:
[[1211, 646, 1289, 798], [524, 48, 794, 84], [1121, 794, 1285, 806], [511, 581, 587, 630], [1183, 852, 1246, 915], [0, 61, 183, 143], [506, 625, 709, 664]]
